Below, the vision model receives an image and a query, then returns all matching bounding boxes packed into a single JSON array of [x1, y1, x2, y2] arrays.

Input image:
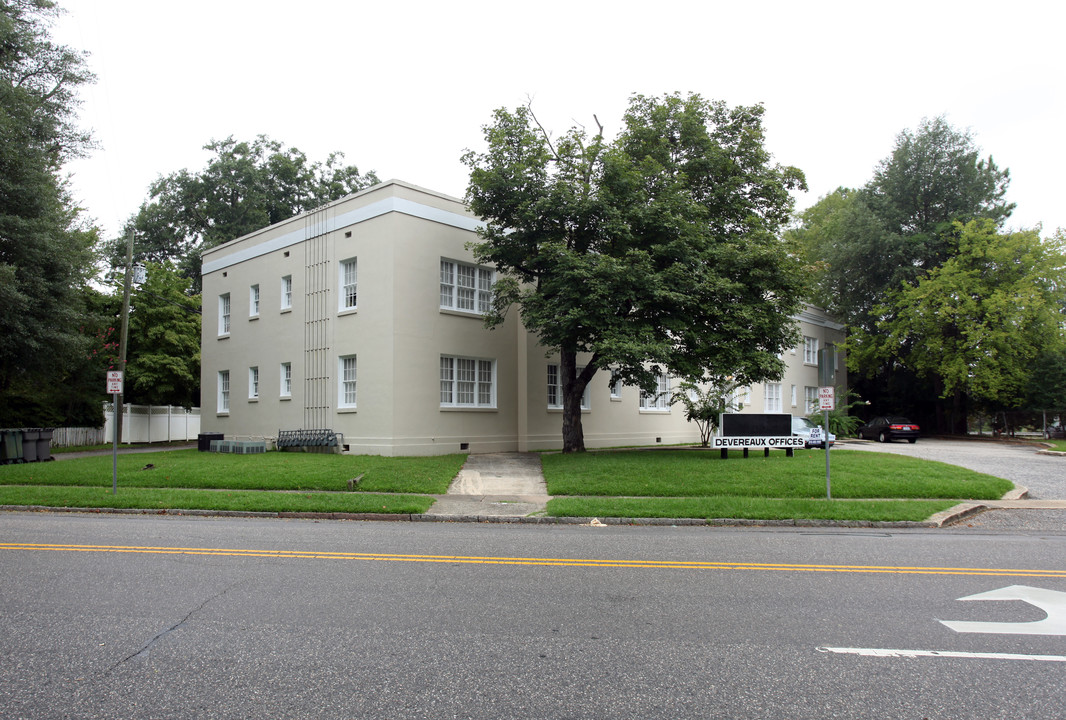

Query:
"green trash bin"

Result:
[[21, 429, 39, 462], [1, 429, 24, 464]]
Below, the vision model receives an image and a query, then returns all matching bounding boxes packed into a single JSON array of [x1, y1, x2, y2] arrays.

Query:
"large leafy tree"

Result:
[[0, 0, 100, 426], [856, 221, 1066, 427], [464, 94, 806, 452], [109, 135, 379, 289], [792, 118, 1019, 431], [125, 263, 201, 408]]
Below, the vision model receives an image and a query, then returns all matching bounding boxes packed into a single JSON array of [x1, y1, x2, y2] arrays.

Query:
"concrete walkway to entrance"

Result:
[[425, 452, 550, 519]]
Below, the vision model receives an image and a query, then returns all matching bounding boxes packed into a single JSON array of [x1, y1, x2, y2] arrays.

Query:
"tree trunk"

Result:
[[560, 350, 586, 453]]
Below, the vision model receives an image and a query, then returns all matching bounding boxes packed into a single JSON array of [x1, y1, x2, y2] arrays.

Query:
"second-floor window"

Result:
[[281, 275, 292, 310], [803, 336, 819, 365], [218, 293, 230, 335], [340, 259, 357, 310], [440, 260, 492, 314], [249, 284, 259, 317]]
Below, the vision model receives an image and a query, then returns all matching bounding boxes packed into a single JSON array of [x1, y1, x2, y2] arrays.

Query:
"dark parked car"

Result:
[[858, 416, 919, 443], [1045, 425, 1066, 440]]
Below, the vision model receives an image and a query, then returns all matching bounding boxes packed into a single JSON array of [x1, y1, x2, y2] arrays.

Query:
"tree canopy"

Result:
[[109, 135, 380, 288], [853, 220, 1066, 412], [464, 94, 806, 452], [0, 0, 101, 425], [790, 117, 1066, 432], [125, 262, 202, 408]]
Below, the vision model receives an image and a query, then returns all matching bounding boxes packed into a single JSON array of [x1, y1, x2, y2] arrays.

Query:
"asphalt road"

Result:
[[3, 512, 1065, 719]]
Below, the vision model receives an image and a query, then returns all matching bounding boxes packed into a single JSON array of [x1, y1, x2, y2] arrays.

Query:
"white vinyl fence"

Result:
[[101, 403, 201, 445], [50, 426, 108, 448]]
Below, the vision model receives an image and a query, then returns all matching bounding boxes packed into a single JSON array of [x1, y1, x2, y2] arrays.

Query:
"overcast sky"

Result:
[[54, 0, 1064, 242]]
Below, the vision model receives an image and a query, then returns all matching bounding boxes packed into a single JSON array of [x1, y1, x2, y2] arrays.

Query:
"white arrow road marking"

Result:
[[939, 585, 1066, 636]]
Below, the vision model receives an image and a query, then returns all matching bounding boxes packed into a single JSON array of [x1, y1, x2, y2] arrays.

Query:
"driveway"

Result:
[[844, 437, 1066, 531], [843, 437, 1063, 498]]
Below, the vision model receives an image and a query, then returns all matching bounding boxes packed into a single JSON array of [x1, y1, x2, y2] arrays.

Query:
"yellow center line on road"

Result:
[[2, 542, 1066, 578]]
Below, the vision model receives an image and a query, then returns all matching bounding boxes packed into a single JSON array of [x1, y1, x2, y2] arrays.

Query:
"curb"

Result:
[[0, 504, 944, 529], [0, 486, 1032, 529]]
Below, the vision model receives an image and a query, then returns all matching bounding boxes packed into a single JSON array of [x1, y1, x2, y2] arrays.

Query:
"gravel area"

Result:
[[947, 508, 1066, 533]]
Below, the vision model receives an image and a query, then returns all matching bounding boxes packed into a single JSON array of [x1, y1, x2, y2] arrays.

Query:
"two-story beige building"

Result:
[[200, 180, 845, 456]]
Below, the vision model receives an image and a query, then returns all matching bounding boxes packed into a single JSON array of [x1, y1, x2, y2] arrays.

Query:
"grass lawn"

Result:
[[0, 445, 1016, 523], [1044, 439, 1066, 452], [541, 448, 1012, 500], [0, 449, 465, 494], [0, 485, 434, 514], [546, 496, 957, 523]]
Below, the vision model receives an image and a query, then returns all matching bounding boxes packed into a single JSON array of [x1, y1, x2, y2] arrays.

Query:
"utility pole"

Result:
[[112, 229, 134, 493]]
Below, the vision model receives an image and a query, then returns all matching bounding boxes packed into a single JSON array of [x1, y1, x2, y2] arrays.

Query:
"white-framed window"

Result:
[[339, 355, 357, 408], [249, 284, 259, 317], [440, 356, 495, 408], [218, 370, 230, 412], [765, 382, 782, 413], [803, 336, 819, 365], [791, 384, 797, 408], [218, 293, 230, 336], [440, 259, 493, 314], [610, 377, 622, 400], [281, 275, 292, 310], [640, 374, 671, 411], [280, 362, 292, 397], [547, 364, 590, 410], [340, 258, 357, 310], [248, 366, 259, 399], [731, 385, 752, 409], [805, 386, 819, 414]]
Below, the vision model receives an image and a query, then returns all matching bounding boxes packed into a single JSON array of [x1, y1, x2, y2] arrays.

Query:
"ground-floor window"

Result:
[[765, 382, 782, 413], [640, 373, 670, 411], [339, 355, 357, 408], [280, 362, 292, 397], [218, 370, 230, 412], [805, 386, 819, 415], [547, 364, 590, 409], [440, 355, 495, 408]]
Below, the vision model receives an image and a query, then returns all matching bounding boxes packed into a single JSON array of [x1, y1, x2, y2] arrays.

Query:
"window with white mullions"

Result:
[[218, 370, 230, 412], [281, 275, 292, 310], [640, 373, 670, 410], [339, 356, 357, 408], [340, 259, 357, 310], [249, 285, 259, 316], [218, 293, 230, 335], [764, 382, 782, 413], [440, 259, 493, 314], [440, 355, 495, 408], [547, 364, 590, 409], [803, 336, 819, 365], [280, 362, 292, 397]]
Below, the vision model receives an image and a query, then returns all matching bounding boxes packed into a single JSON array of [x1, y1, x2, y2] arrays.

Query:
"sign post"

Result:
[[107, 371, 123, 494], [819, 386, 835, 499]]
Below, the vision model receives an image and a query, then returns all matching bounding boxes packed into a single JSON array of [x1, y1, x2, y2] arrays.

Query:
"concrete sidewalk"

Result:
[[424, 452, 550, 519]]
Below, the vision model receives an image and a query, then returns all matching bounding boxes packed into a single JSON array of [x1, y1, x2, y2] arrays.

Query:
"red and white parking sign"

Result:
[[106, 370, 123, 395], [818, 386, 835, 411]]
